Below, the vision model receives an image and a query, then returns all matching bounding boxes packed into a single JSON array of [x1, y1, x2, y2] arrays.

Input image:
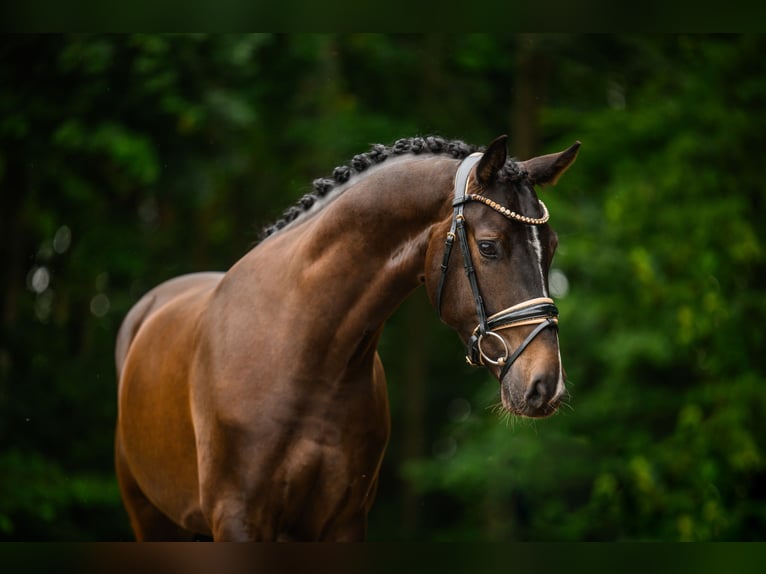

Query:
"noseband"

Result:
[[435, 153, 559, 381]]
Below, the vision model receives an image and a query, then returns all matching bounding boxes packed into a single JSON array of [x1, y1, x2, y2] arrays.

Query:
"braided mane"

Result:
[[260, 136, 527, 239]]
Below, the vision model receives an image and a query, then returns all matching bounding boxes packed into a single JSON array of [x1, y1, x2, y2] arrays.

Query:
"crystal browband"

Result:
[[460, 193, 550, 225]]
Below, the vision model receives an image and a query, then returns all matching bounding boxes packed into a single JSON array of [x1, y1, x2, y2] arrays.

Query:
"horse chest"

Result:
[[252, 420, 384, 539]]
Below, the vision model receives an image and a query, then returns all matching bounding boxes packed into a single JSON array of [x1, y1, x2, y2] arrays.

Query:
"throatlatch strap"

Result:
[[435, 232, 454, 315]]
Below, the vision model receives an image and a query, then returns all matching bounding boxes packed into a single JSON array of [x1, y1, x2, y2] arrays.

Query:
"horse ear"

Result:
[[476, 135, 508, 186], [520, 141, 581, 186]]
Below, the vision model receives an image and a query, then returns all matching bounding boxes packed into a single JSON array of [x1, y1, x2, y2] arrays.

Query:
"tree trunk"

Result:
[[512, 34, 551, 160]]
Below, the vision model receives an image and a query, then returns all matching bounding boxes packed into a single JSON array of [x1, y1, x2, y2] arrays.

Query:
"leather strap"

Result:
[[435, 152, 482, 317], [456, 214, 487, 334], [498, 318, 557, 381], [486, 301, 558, 331]]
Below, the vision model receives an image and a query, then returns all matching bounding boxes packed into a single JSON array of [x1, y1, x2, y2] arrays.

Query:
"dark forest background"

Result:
[[1, 34, 764, 541]]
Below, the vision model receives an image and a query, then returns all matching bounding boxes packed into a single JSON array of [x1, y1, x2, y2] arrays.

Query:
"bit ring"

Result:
[[477, 331, 510, 366]]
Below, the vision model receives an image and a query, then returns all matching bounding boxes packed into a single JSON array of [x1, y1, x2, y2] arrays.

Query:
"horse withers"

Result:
[[115, 135, 580, 541]]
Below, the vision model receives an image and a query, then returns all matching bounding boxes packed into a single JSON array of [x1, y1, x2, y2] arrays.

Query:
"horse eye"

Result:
[[478, 240, 498, 258]]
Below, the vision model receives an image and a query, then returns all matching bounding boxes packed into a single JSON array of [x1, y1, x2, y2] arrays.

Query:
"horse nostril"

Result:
[[524, 377, 552, 409]]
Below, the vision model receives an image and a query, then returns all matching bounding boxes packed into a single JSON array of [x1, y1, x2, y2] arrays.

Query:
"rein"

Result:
[[436, 153, 559, 381]]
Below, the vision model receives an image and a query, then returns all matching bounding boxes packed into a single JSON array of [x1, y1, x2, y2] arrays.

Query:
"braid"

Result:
[[498, 159, 527, 183], [260, 136, 481, 239]]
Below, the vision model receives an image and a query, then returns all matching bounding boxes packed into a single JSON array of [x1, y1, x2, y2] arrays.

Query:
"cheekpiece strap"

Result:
[[435, 153, 483, 317]]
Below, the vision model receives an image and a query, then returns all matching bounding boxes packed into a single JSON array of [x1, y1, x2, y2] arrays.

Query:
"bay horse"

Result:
[[114, 135, 580, 541]]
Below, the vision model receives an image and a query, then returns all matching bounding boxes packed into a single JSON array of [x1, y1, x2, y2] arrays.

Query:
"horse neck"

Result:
[[256, 155, 458, 368]]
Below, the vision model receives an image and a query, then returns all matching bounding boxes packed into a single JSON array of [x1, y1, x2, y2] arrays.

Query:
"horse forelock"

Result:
[[499, 158, 528, 184], [258, 136, 531, 242]]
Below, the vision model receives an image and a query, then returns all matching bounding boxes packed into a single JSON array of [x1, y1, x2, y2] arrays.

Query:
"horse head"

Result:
[[425, 135, 580, 418]]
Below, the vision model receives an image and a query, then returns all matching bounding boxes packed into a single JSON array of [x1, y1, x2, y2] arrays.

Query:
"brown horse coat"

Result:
[[115, 137, 579, 540]]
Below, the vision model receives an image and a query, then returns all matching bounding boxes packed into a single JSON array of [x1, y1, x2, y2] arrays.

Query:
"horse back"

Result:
[[115, 272, 224, 381]]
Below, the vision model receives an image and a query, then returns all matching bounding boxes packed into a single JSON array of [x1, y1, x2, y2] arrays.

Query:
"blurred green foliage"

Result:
[[0, 34, 764, 541]]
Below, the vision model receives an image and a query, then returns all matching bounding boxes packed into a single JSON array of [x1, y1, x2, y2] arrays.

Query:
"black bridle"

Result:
[[435, 152, 559, 381]]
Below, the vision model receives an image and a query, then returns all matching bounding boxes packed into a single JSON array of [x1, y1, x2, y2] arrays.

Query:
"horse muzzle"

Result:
[[501, 365, 565, 418]]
